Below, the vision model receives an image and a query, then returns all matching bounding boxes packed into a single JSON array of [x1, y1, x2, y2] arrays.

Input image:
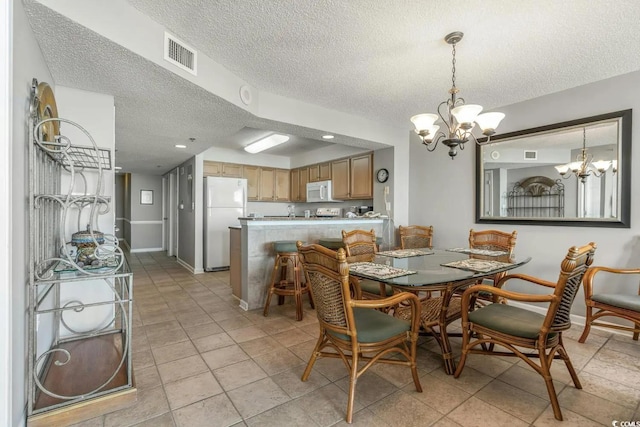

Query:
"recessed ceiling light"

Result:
[[244, 134, 290, 154], [175, 144, 187, 148], [322, 134, 334, 140]]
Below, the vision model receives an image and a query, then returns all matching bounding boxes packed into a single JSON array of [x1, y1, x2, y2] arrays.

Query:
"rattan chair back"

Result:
[[399, 225, 433, 249], [469, 229, 517, 254], [341, 229, 377, 263]]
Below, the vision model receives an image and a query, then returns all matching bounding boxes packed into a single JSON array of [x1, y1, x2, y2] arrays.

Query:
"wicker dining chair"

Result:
[[454, 242, 597, 421], [399, 225, 434, 249], [469, 229, 517, 304], [341, 229, 393, 298], [579, 266, 640, 343], [296, 242, 422, 424]]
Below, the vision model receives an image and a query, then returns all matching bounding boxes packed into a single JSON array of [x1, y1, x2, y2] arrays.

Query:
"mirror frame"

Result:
[[476, 109, 632, 228]]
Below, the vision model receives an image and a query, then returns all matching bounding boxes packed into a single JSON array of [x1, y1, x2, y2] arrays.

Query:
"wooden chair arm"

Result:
[[582, 266, 640, 299], [349, 276, 363, 299], [460, 284, 556, 321], [496, 273, 557, 289]]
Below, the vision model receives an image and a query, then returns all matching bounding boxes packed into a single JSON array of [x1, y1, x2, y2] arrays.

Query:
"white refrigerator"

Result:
[[204, 176, 247, 271]]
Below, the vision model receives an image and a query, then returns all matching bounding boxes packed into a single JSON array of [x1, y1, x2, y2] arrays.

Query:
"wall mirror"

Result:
[[476, 110, 631, 227]]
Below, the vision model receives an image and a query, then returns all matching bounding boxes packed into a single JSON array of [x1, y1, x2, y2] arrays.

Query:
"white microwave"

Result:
[[306, 180, 342, 203]]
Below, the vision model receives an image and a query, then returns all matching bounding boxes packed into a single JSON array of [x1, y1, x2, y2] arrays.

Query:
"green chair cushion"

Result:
[[468, 303, 556, 340], [592, 294, 640, 311], [274, 241, 298, 253], [328, 307, 410, 343], [318, 238, 345, 250], [358, 279, 395, 297]]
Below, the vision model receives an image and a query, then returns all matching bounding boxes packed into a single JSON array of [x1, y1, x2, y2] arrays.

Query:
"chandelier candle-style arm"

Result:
[[411, 31, 505, 159]]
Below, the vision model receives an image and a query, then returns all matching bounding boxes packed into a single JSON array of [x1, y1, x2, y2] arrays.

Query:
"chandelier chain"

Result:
[[451, 42, 457, 91]]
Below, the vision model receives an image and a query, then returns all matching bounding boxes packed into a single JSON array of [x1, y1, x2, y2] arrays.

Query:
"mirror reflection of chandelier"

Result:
[[554, 127, 615, 183], [410, 32, 505, 159]]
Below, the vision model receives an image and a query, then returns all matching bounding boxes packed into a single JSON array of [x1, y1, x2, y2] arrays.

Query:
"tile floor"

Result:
[[74, 251, 640, 426]]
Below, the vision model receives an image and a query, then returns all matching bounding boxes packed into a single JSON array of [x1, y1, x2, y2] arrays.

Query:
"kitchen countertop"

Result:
[[239, 216, 387, 221]]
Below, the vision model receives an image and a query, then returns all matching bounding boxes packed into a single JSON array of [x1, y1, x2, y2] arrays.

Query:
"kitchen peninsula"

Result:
[[236, 217, 385, 310]]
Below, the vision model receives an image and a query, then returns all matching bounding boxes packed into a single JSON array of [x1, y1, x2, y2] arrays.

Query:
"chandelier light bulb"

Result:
[[451, 104, 483, 127], [410, 113, 439, 134], [476, 112, 506, 135], [591, 160, 611, 173]]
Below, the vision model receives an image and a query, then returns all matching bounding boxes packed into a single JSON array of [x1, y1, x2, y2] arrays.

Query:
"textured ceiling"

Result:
[[22, 0, 640, 174]]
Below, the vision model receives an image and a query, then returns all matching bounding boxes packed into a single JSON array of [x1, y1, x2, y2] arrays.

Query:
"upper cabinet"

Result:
[[290, 167, 309, 202], [204, 161, 243, 178], [308, 162, 331, 182], [331, 153, 373, 199], [243, 165, 260, 201]]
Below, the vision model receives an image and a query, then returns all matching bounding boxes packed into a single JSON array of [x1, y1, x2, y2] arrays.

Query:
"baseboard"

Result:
[[130, 247, 163, 253], [239, 300, 249, 311], [120, 240, 130, 250], [176, 258, 195, 273]]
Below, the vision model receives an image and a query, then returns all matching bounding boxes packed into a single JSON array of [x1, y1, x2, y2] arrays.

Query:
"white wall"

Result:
[[410, 70, 640, 316], [9, 0, 54, 424]]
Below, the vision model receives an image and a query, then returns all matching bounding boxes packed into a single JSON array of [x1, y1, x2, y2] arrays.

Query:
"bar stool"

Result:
[[318, 237, 344, 250], [263, 241, 313, 321]]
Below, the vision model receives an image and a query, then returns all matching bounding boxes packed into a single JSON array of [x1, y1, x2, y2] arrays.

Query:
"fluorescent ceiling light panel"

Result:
[[175, 144, 187, 148], [322, 134, 334, 139], [244, 134, 289, 153]]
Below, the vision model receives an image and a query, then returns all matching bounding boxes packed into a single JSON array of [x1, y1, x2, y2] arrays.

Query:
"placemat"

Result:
[[446, 248, 509, 257], [377, 249, 434, 258], [441, 258, 513, 273], [349, 262, 417, 280]]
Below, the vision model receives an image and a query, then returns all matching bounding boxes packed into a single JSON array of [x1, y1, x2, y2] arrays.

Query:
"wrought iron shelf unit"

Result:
[[27, 79, 135, 425]]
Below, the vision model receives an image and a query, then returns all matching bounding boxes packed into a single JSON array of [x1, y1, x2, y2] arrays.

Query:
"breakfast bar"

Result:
[[236, 217, 385, 310]]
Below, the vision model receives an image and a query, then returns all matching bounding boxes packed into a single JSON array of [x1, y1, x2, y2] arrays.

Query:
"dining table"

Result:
[[348, 248, 531, 374]]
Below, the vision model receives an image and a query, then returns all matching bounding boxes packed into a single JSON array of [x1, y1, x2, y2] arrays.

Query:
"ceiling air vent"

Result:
[[524, 150, 538, 160], [164, 32, 197, 75]]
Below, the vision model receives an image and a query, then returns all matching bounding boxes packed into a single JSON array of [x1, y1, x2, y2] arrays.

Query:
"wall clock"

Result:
[[376, 168, 389, 183]]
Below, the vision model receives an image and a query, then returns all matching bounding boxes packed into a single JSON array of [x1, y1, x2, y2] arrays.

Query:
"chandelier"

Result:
[[410, 32, 505, 159], [554, 127, 614, 183]]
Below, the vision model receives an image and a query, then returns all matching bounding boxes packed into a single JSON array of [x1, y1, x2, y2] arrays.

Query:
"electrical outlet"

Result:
[[385, 201, 391, 211]]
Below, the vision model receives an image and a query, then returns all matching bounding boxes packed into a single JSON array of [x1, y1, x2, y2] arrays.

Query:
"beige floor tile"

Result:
[[252, 347, 305, 375], [307, 356, 350, 382], [132, 348, 155, 371], [244, 398, 320, 427], [183, 322, 224, 340], [212, 310, 249, 324], [431, 417, 463, 427], [151, 340, 198, 365], [438, 364, 499, 394], [368, 358, 426, 389], [134, 365, 162, 391], [192, 331, 235, 352], [227, 325, 269, 343], [201, 344, 250, 371], [259, 317, 297, 335], [270, 327, 313, 347], [227, 377, 291, 418], [293, 383, 364, 427], [464, 352, 515, 378], [447, 396, 530, 427], [164, 371, 223, 410], [583, 357, 640, 390], [367, 389, 442, 427], [330, 408, 395, 427], [172, 393, 242, 427], [213, 359, 268, 391], [239, 336, 285, 358], [157, 354, 209, 384], [532, 405, 604, 426], [269, 364, 330, 399], [334, 371, 398, 407], [69, 416, 104, 426], [104, 386, 170, 427], [496, 364, 566, 401], [558, 385, 635, 425], [405, 372, 471, 415], [474, 379, 548, 423], [286, 338, 317, 361], [131, 412, 176, 427], [146, 328, 189, 349], [579, 370, 640, 408], [174, 312, 214, 329]]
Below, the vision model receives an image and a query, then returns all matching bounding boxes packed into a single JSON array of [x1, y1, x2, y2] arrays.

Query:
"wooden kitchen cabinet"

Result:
[[331, 153, 373, 199], [331, 158, 350, 199], [274, 169, 290, 201], [350, 153, 373, 199], [309, 162, 331, 182], [243, 165, 260, 201], [290, 167, 309, 202], [204, 161, 243, 177], [259, 168, 275, 201]]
